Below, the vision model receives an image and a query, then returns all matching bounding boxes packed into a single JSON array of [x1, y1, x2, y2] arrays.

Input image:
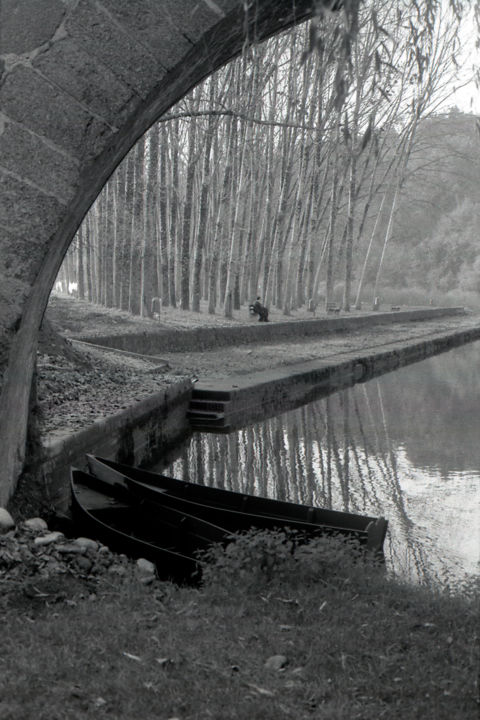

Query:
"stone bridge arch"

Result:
[[0, 0, 320, 504]]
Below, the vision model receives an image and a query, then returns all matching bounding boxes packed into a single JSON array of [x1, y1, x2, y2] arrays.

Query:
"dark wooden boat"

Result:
[[70, 468, 232, 583], [86, 455, 388, 556]]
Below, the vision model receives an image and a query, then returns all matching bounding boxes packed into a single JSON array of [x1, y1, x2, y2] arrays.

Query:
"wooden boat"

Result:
[[70, 468, 233, 583], [86, 455, 388, 556]]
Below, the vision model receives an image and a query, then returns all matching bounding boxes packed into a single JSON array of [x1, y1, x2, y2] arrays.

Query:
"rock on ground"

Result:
[[0, 508, 15, 533], [0, 516, 162, 608]]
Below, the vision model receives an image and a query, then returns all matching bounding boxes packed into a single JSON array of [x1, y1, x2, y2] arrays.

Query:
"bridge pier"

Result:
[[0, 0, 317, 504]]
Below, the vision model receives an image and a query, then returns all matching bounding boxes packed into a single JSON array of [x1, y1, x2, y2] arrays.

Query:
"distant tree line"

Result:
[[57, 1, 471, 316], [381, 110, 480, 301]]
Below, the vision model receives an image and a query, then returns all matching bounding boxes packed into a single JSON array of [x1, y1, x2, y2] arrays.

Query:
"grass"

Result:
[[0, 532, 478, 720]]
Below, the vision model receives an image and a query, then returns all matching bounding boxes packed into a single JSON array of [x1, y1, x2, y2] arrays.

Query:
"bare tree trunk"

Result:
[[325, 115, 341, 310], [156, 124, 170, 307], [192, 78, 217, 312], [145, 125, 160, 309], [168, 120, 180, 308], [342, 152, 356, 311], [127, 144, 139, 314], [85, 214, 94, 301], [139, 134, 150, 317], [371, 185, 398, 306], [77, 226, 85, 299], [180, 117, 198, 310], [117, 154, 131, 310], [110, 172, 119, 307], [92, 202, 102, 304], [223, 115, 250, 316]]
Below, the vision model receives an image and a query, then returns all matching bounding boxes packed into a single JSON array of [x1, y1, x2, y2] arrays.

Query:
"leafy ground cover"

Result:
[[36, 316, 184, 435], [0, 528, 478, 720]]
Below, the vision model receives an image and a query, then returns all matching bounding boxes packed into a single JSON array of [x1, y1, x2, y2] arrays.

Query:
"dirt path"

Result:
[[150, 313, 480, 379]]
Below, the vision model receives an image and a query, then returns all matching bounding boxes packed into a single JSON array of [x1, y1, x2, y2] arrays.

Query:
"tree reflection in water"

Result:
[[155, 342, 480, 587]]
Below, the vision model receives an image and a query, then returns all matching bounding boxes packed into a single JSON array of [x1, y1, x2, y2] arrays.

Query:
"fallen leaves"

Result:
[[246, 682, 275, 697], [122, 651, 142, 662]]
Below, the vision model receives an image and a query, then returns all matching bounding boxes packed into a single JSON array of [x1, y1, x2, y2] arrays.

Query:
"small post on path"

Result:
[[151, 297, 162, 320], [225, 292, 233, 319]]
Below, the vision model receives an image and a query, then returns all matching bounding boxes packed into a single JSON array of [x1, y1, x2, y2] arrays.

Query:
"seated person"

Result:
[[249, 297, 269, 322]]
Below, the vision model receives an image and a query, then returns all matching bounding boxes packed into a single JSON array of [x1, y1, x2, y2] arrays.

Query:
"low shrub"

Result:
[[200, 528, 382, 592]]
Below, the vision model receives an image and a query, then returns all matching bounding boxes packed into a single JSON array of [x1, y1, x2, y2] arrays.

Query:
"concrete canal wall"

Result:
[[77, 307, 465, 354], [191, 322, 480, 432], [37, 380, 191, 512]]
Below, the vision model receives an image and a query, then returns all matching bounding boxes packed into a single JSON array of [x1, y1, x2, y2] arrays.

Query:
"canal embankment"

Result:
[[188, 317, 480, 431], [75, 306, 465, 354], [37, 380, 191, 512], [32, 306, 480, 511]]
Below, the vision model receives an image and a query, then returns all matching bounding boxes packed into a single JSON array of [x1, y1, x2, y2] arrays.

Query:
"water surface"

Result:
[[153, 342, 480, 586]]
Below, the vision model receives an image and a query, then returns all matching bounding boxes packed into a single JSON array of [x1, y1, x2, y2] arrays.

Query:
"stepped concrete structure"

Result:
[[0, 0, 319, 504]]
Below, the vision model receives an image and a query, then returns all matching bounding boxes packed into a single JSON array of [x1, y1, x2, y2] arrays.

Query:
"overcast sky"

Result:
[[445, 5, 479, 114]]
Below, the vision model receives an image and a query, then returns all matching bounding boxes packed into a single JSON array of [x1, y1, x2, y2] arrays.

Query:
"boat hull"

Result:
[[86, 455, 388, 556], [71, 469, 231, 583]]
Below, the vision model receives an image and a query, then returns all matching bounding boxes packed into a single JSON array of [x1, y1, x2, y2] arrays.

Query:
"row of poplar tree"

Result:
[[57, 1, 464, 317]]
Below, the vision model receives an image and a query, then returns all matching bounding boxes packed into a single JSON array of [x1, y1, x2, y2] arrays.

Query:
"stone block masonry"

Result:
[[38, 380, 191, 513]]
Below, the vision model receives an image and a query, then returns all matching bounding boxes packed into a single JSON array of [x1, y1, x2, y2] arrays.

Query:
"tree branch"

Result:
[[158, 108, 318, 133]]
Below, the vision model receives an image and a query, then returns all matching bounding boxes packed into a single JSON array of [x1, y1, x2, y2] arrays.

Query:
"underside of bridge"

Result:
[[0, 0, 322, 505]]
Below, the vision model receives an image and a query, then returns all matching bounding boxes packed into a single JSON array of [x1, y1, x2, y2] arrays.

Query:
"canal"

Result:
[[152, 341, 480, 587]]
